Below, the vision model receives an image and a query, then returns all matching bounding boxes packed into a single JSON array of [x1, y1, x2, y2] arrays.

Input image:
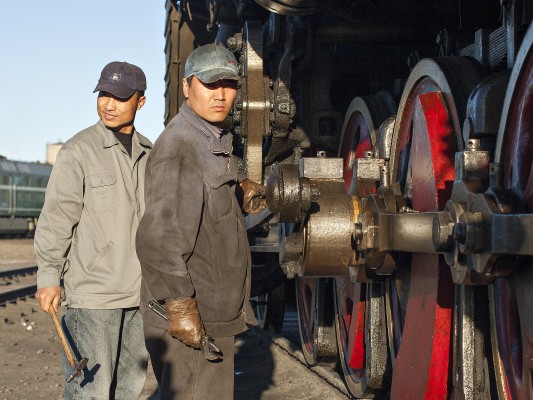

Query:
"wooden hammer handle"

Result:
[[48, 304, 76, 367]]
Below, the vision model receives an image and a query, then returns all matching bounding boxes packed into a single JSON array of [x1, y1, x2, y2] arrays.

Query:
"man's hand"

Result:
[[35, 286, 61, 314], [165, 297, 204, 349], [239, 178, 267, 214]]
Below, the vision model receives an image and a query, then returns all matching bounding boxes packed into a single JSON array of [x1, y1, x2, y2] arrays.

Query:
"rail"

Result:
[[0, 265, 37, 306]]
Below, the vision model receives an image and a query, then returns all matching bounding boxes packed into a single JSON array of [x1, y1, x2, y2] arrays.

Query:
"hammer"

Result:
[[48, 304, 89, 383]]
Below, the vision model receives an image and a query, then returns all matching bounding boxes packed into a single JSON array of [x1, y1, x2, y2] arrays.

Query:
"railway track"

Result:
[[0, 265, 37, 306]]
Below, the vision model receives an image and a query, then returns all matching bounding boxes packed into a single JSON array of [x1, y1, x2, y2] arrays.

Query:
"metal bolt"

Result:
[[453, 223, 467, 244]]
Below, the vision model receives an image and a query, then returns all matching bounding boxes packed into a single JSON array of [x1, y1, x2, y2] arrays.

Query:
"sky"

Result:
[[0, 1, 167, 163]]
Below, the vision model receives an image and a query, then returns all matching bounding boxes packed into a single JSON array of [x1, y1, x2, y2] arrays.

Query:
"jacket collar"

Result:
[[179, 102, 233, 155], [96, 120, 152, 151]]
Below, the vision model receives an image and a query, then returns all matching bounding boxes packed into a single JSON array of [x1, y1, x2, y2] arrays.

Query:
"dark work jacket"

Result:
[[136, 102, 256, 337]]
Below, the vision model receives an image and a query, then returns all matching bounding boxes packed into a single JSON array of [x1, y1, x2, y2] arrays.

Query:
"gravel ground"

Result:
[[0, 239, 350, 399]]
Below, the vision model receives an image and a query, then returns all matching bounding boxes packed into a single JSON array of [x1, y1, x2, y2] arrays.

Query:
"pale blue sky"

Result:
[[0, 1, 167, 162]]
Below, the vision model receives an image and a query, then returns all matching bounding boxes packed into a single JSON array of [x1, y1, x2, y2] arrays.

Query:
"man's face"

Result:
[[97, 91, 146, 134], [182, 76, 238, 125]]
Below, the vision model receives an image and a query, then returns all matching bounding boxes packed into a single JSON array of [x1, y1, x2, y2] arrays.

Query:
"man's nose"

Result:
[[102, 97, 116, 109], [213, 87, 226, 100]]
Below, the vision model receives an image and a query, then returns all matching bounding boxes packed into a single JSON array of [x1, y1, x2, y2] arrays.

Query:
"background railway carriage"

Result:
[[162, 1, 533, 398], [0, 158, 52, 235]]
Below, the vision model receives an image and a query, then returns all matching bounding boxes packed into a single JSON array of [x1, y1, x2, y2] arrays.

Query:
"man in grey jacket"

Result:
[[136, 44, 264, 399], [35, 61, 152, 399]]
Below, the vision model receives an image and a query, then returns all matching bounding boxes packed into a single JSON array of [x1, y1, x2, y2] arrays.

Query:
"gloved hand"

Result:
[[165, 297, 204, 349], [240, 178, 267, 214]]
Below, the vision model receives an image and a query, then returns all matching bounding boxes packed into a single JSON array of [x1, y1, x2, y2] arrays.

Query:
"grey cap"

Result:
[[185, 44, 239, 83], [93, 61, 147, 99]]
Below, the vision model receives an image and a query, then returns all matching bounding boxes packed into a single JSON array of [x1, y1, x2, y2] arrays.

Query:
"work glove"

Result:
[[165, 297, 204, 349], [240, 178, 267, 214]]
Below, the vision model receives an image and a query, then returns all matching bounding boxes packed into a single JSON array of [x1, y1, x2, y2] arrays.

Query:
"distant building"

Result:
[[46, 142, 64, 165]]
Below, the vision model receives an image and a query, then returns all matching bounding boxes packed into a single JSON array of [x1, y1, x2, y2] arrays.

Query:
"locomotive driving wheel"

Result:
[[490, 22, 533, 400], [295, 277, 337, 366], [335, 93, 395, 398], [387, 57, 483, 399]]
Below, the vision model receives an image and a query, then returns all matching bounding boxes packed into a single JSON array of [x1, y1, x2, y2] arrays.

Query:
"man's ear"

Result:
[[137, 95, 146, 110], [182, 77, 189, 98]]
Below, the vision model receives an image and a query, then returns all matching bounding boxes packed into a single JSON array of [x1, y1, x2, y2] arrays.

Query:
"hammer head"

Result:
[[66, 357, 88, 383]]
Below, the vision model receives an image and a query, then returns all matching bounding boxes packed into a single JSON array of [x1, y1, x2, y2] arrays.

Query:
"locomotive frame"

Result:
[[163, 1, 533, 398]]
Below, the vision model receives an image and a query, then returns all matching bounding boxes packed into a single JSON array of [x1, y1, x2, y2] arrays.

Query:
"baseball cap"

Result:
[[185, 44, 239, 83], [93, 61, 147, 99]]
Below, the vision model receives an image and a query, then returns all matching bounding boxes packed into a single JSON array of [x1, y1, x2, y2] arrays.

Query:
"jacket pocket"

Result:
[[88, 174, 118, 212], [86, 240, 114, 272], [205, 173, 234, 221]]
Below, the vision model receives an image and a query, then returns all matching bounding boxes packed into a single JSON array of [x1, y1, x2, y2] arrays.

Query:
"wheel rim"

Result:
[[492, 22, 533, 400], [335, 94, 395, 397], [388, 58, 482, 399], [295, 277, 326, 365]]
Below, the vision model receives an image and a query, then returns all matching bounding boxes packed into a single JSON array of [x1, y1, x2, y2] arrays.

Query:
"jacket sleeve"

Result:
[[35, 149, 84, 289], [136, 153, 202, 300]]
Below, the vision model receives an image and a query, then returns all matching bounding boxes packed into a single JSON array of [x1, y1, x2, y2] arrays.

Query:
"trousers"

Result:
[[144, 323, 235, 400], [62, 307, 148, 400]]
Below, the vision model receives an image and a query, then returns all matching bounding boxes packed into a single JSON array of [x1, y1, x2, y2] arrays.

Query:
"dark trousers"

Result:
[[144, 323, 235, 400]]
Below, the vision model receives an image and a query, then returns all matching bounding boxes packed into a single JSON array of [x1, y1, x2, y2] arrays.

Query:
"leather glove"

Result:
[[165, 297, 204, 349], [240, 178, 267, 214]]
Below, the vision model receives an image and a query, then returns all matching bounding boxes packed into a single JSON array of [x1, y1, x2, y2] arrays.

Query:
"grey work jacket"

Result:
[[137, 102, 256, 337], [35, 120, 152, 309]]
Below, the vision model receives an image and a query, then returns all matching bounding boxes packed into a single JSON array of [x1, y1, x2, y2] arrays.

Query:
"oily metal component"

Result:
[[239, 21, 271, 183], [354, 183, 440, 273], [462, 70, 510, 147], [301, 179, 356, 276], [279, 228, 303, 278], [269, 157, 356, 277], [365, 283, 392, 389], [298, 158, 356, 276], [266, 163, 312, 223], [431, 138, 492, 284]]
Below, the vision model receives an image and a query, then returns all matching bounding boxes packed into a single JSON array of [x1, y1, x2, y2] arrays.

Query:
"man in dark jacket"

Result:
[[136, 44, 264, 399]]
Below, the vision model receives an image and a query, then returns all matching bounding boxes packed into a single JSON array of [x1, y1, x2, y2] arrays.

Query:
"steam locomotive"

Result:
[[163, 0, 533, 398], [0, 157, 52, 235]]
